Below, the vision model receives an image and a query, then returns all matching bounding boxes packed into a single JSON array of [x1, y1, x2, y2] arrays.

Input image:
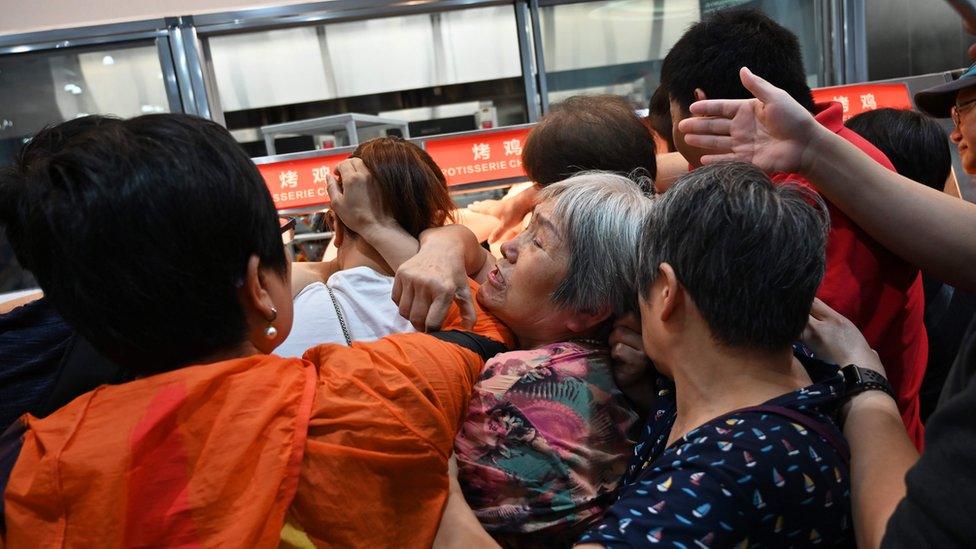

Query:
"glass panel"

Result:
[[207, 5, 527, 156], [0, 41, 171, 292], [0, 42, 170, 162], [539, 0, 824, 107]]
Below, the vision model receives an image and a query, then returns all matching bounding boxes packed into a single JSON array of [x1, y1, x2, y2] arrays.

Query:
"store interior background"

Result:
[[0, 0, 972, 291]]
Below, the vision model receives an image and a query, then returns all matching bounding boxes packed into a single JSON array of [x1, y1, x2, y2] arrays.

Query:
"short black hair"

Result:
[[661, 8, 815, 114], [639, 162, 828, 349], [0, 114, 286, 375], [523, 94, 656, 186], [648, 86, 676, 152], [846, 108, 951, 191]]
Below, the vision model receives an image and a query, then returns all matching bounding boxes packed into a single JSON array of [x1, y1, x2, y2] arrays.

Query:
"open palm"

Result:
[[678, 67, 823, 175]]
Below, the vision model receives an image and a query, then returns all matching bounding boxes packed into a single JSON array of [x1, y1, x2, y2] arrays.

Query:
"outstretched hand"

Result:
[[677, 67, 826, 175]]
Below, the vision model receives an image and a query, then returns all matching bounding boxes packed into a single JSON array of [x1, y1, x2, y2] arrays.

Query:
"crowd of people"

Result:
[[1, 6, 975, 548]]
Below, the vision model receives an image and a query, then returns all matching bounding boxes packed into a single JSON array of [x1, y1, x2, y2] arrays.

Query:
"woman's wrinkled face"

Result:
[[476, 200, 571, 342]]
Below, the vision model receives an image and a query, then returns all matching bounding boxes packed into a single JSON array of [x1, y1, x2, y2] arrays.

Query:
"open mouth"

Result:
[[487, 265, 506, 289]]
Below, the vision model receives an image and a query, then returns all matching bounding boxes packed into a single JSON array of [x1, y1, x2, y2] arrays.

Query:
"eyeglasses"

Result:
[[952, 97, 976, 126], [279, 216, 296, 247]]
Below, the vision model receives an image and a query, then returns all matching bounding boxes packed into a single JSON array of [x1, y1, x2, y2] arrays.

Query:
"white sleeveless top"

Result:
[[275, 266, 415, 358]]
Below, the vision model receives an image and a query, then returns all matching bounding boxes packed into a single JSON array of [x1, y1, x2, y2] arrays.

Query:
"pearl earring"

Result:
[[265, 307, 278, 339]]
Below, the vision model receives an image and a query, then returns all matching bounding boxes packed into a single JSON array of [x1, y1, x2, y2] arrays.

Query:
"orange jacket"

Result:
[[3, 292, 513, 548]]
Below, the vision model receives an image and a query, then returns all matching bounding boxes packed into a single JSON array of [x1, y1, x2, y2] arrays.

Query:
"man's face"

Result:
[[951, 87, 976, 174], [670, 98, 710, 168]]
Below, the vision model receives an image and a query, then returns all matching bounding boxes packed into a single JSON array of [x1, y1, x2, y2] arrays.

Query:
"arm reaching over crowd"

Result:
[[678, 67, 976, 292], [800, 299, 919, 548]]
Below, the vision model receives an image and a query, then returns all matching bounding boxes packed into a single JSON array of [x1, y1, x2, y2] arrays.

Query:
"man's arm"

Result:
[[800, 297, 919, 548], [679, 66, 976, 292]]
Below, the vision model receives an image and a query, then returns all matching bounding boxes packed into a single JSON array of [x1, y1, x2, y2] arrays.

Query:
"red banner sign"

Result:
[[424, 127, 532, 186], [256, 152, 350, 210], [811, 83, 913, 122]]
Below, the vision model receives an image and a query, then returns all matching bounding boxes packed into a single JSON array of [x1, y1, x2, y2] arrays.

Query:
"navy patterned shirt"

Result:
[[578, 356, 854, 548]]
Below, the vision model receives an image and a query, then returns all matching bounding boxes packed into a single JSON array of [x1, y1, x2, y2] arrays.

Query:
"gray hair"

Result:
[[539, 171, 654, 316]]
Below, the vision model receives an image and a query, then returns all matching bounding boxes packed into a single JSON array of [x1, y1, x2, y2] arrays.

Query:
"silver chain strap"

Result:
[[326, 285, 353, 346]]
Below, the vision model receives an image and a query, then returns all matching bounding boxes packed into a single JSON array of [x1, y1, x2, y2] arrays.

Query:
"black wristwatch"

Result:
[[840, 364, 895, 400]]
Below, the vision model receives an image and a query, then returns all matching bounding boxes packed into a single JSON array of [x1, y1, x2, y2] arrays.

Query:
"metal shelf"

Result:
[[260, 113, 410, 154]]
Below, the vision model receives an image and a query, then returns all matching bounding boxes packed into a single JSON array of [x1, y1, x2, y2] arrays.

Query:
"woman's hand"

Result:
[[327, 158, 396, 235], [470, 185, 538, 243], [608, 314, 657, 413], [801, 298, 885, 377], [677, 67, 828, 176]]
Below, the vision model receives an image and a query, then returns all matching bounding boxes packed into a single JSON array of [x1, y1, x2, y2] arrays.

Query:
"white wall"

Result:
[[0, 0, 318, 36]]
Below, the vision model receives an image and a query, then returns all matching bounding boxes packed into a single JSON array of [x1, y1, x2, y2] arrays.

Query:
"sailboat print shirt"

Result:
[[577, 355, 855, 548]]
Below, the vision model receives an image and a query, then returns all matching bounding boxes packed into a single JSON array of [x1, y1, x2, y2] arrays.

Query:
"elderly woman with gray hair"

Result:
[[334, 170, 654, 547]]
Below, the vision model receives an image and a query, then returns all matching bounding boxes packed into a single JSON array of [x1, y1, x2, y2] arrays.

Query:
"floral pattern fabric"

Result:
[[455, 341, 639, 543]]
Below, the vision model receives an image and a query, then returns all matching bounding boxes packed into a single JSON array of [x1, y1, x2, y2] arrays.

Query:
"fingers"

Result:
[[808, 297, 834, 321], [392, 273, 403, 305], [699, 153, 741, 165], [613, 312, 641, 332], [678, 116, 732, 137], [688, 98, 753, 119], [609, 324, 643, 351], [424, 293, 453, 332], [683, 134, 733, 151], [457, 288, 477, 330], [739, 66, 778, 103], [408, 290, 432, 332], [398, 283, 415, 324], [325, 171, 343, 204]]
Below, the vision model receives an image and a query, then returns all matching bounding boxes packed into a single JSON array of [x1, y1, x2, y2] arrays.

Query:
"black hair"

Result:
[[638, 162, 829, 350], [648, 86, 676, 152], [523, 94, 657, 186], [0, 114, 286, 375], [661, 8, 815, 114], [846, 108, 952, 191]]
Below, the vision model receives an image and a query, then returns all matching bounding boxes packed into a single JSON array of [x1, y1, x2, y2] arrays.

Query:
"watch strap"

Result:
[[840, 364, 895, 400]]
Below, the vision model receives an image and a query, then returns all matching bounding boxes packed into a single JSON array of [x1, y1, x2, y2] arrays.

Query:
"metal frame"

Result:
[[0, 17, 203, 118], [0, 0, 865, 130], [514, 1, 542, 121], [192, 0, 511, 36]]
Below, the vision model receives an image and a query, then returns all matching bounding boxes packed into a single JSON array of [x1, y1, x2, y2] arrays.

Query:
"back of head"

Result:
[[540, 171, 653, 317], [639, 162, 828, 349], [648, 85, 676, 152], [351, 136, 455, 237], [661, 8, 815, 114], [846, 108, 951, 191], [0, 114, 286, 375], [523, 95, 657, 186]]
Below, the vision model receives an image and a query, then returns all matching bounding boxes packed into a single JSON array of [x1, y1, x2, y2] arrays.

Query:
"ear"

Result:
[[327, 210, 345, 248], [239, 254, 279, 330], [657, 262, 682, 323], [566, 305, 613, 334], [694, 88, 708, 101]]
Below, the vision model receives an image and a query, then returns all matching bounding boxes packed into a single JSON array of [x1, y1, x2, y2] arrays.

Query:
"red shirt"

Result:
[[773, 102, 926, 449]]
